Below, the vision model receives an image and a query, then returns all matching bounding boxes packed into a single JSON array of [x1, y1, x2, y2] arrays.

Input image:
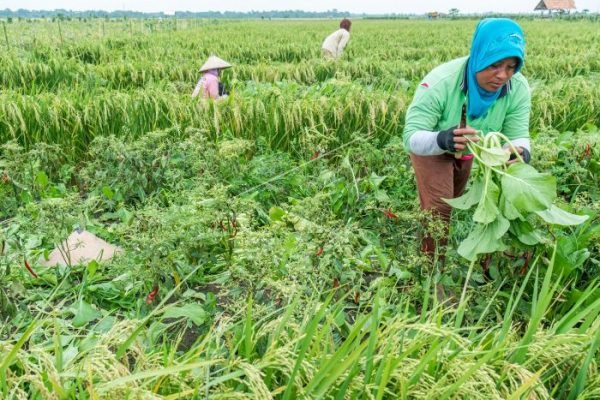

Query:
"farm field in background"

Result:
[[1, 18, 599, 399]]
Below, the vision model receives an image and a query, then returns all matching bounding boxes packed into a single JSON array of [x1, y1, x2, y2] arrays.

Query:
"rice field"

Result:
[[0, 17, 599, 399]]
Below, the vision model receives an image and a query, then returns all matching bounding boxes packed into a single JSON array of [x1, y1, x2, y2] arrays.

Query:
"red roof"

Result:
[[534, 0, 576, 10]]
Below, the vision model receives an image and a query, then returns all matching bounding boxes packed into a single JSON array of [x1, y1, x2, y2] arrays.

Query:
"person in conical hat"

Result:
[[192, 55, 232, 99]]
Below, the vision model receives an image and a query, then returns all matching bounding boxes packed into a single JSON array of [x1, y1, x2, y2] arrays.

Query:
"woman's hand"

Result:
[[506, 146, 531, 164], [437, 126, 480, 152]]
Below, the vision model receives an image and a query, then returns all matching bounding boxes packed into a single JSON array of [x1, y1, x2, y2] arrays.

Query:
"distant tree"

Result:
[[449, 8, 460, 18], [1, 8, 355, 20]]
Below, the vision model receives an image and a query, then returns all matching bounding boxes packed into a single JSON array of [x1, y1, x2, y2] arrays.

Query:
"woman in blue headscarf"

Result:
[[403, 18, 531, 257]]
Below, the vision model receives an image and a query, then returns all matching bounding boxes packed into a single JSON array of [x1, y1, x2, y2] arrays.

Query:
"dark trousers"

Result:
[[410, 153, 473, 254]]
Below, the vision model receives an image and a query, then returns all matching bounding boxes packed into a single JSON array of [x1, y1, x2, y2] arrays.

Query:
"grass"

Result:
[[1, 279, 597, 398]]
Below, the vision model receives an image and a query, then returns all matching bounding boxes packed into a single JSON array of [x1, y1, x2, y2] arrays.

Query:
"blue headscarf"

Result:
[[467, 18, 525, 119]]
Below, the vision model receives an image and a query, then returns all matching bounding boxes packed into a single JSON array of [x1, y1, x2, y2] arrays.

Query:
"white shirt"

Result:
[[322, 29, 350, 58]]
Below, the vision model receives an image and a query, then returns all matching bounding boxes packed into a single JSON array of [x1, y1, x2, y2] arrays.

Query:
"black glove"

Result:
[[436, 126, 457, 152], [218, 82, 229, 96], [509, 148, 531, 163]]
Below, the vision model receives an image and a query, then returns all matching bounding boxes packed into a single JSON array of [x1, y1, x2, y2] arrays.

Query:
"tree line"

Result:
[[0, 8, 354, 19]]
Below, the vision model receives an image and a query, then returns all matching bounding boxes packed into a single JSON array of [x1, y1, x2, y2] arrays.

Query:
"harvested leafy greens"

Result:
[[444, 132, 589, 261]]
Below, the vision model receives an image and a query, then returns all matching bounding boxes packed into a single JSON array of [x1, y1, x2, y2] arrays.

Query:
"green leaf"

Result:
[[102, 186, 114, 201], [72, 300, 102, 328], [388, 266, 413, 280], [374, 190, 390, 203], [443, 178, 483, 210], [499, 194, 523, 220], [283, 235, 297, 251], [197, 198, 218, 207], [368, 172, 386, 188], [333, 310, 347, 327], [535, 205, 589, 226], [509, 219, 543, 246], [458, 215, 510, 261], [501, 163, 556, 213], [163, 303, 207, 326], [489, 264, 500, 280], [36, 171, 49, 188], [87, 260, 98, 279], [473, 179, 500, 224], [479, 146, 509, 166], [554, 236, 590, 278], [94, 316, 117, 333], [61, 345, 79, 368], [269, 206, 285, 222]]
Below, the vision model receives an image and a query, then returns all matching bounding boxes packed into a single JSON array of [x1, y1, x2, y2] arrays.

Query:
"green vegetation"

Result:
[[445, 131, 590, 261], [1, 18, 599, 399]]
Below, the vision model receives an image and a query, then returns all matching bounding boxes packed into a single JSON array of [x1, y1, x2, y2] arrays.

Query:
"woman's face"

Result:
[[476, 57, 519, 92]]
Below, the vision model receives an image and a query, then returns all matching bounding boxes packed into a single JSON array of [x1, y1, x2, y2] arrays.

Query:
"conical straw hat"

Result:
[[199, 55, 232, 72]]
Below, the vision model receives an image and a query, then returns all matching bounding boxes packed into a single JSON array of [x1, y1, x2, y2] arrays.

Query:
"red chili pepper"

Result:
[[24, 259, 38, 278], [145, 285, 159, 304], [310, 151, 321, 161], [581, 143, 591, 159], [315, 247, 324, 257], [520, 252, 532, 276], [480, 254, 492, 279], [382, 209, 398, 219]]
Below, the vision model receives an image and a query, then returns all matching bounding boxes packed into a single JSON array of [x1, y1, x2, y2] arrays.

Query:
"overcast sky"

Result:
[[3, 0, 600, 14]]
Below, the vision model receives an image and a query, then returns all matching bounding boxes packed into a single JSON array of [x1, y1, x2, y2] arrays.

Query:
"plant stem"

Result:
[[57, 19, 63, 44], [2, 22, 9, 49], [455, 258, 476, 328]]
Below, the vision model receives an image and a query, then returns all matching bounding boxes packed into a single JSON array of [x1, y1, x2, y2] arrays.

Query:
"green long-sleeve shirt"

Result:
[[403, 56, 531, 153]]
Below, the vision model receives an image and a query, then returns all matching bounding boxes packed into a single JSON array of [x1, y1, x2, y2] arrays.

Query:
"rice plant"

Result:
[[1, 17, 599, 399]]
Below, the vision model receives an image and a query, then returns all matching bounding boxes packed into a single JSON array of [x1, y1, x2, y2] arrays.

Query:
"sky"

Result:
[[3, 0, 600, 14]]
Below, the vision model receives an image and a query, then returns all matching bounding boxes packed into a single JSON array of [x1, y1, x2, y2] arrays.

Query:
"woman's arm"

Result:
[[409, 131, 446, 155], [193, 75, 219, 99], [336, 31, 350, 57], [404, 85, 446, 155], [404, 83, 478, 155], [191, 79, 203, 98], [502, 78, 532, 153]]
